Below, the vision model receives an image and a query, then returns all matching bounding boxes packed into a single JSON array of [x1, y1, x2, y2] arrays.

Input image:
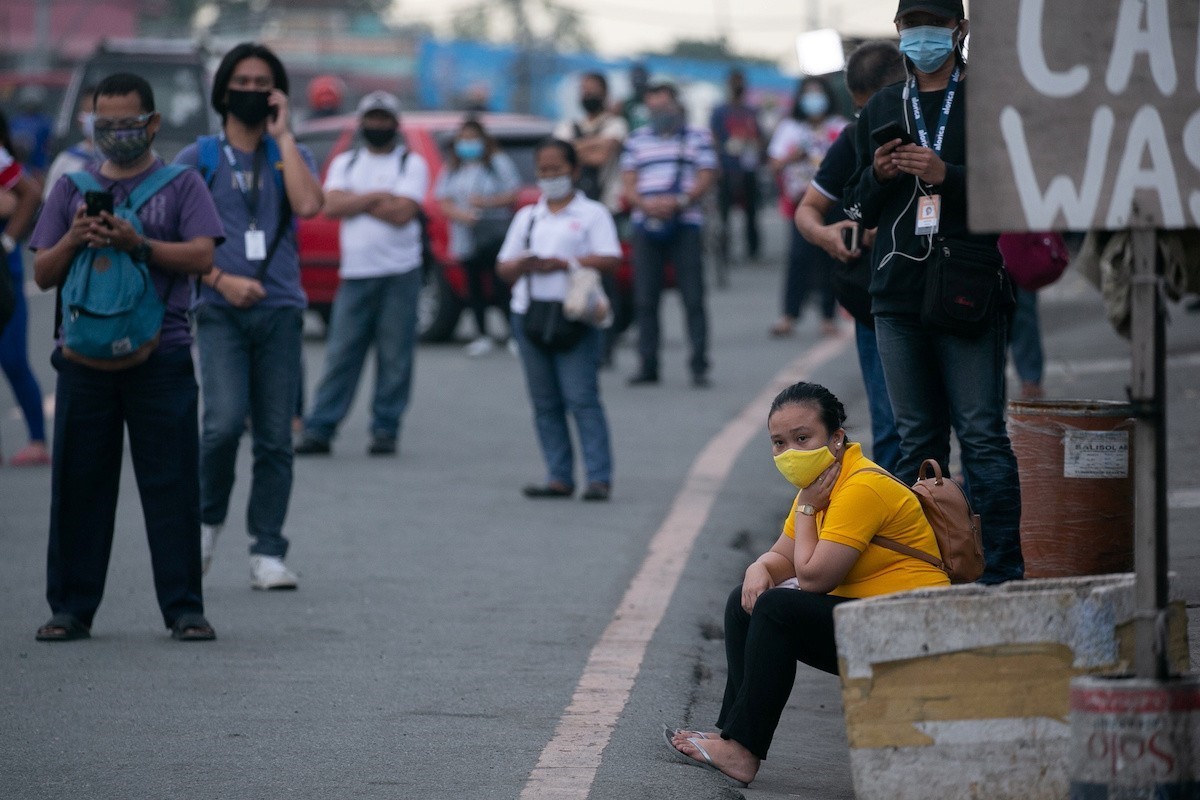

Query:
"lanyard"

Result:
[[909, 67, 960, 156], [219, 133, 265, 230]]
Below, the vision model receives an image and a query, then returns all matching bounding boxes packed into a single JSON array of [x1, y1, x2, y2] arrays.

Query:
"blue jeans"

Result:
[[632, 225, 709, 376], [512, 315, 613, 487], [1, 247, 46, 442], [304, 271, 421, 442], [46, 346, 204, 628], [874, 313, 1024, 582], [854, 321, 901, 473], [196, 304, 303, 558], [1008, 288, 1044, 385]]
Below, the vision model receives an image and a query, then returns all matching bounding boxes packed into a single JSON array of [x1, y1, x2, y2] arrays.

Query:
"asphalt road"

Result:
[[2, 219, 1197, 800]]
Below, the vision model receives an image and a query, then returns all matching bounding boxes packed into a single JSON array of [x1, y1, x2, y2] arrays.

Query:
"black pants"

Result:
[[463, 242, 507, 336], [47, 347, 204, 629], [716, 584, 853, 760], [632, 226, 709, 377], [717, 170, 761, 259]]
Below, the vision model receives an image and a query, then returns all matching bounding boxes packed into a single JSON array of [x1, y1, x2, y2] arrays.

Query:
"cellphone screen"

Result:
[[870, 122, 915, 147], [85, 191, 114, 218]]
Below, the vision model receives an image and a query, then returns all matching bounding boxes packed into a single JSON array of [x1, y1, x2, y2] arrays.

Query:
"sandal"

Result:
[[581, 482, 610, 502], [171, 613, 216, 642], [661, 726, 749, 788], [35, 613, 91, 642]]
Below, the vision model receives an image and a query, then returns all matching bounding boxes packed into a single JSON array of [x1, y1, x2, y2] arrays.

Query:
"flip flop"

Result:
[[171, 613, 216, 642], [661, 725, 749, 788], [35, 613, 91, 642]]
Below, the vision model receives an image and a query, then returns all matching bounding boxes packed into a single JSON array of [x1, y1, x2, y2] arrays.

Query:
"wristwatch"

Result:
[[798, 503, 817, 517], [0, 233, 15, 255], [129, 237, 152, 264]]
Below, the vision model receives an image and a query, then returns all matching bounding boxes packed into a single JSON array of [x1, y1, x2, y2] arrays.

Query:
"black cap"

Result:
[[894, 0, 964, 21]]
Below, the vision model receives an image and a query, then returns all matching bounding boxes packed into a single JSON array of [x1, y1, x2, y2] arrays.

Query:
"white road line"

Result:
[[519, 334, 851, 800]]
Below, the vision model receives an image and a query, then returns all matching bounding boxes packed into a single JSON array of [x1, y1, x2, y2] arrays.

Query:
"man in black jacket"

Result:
[[844, 0, 1023, 584]]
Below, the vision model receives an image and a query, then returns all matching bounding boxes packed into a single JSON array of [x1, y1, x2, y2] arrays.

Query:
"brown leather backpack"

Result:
[[854, 459, 984, 584]]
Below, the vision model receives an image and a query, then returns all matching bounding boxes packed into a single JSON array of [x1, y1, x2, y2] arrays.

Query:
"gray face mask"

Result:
[[650, 109, 682, 135], [95, 126, 153, 166], [537, 175, 574, 201]]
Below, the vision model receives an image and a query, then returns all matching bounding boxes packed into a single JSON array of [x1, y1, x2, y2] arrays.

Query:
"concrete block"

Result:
[[833, 574, 1190, 800]]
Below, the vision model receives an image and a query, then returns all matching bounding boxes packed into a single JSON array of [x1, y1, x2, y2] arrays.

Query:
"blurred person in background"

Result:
[[767, 76, 848, 338], [436, 117, 521, 357], [44, 88, 100, 199], [306, 75, 345, 120], [497, 138, 621, 501], [621, 63, 651, 132], [621, 82, 717, 388], [0, 109, 48, 466], [9, 85, 53, 176], [294, 92, 429, 457], [709, 68, 764, 264], [176, 42, 324, 590], [554, 72, 628, 211]]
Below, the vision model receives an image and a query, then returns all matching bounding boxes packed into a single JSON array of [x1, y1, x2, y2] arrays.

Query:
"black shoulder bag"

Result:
[[521, 214, 588, 352], [920, 235, 1011, 338]]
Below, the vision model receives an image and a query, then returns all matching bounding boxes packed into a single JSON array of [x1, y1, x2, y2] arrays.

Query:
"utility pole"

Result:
[[507, 0, 534, 114]]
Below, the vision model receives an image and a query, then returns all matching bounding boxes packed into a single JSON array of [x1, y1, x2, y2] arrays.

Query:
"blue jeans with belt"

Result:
[[304, 271, 422, 443], [46, 346, 204, 628], [874, 312, 1024, 583], [512, 316, 613, 487], [196, 304, 303, 558]]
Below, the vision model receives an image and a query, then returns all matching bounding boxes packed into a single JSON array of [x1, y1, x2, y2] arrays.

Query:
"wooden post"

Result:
[[1128, 228, 1169, 681]]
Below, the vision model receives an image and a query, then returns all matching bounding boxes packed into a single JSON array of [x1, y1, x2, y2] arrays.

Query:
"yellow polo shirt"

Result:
[[784, 443, 950, 598]]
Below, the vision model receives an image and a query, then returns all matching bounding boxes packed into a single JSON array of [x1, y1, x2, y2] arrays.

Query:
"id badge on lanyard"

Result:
[[222, 135, 267, 261], [910, 68, 959, 237]]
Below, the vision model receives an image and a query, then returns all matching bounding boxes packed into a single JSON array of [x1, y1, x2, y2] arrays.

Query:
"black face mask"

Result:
[[361, 127, 398, 148], [581, 96, 605, 115], [226, 89, 272, 126]]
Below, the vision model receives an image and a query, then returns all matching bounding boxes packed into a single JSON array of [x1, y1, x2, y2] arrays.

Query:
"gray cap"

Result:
[[356, 90, 402, 119]]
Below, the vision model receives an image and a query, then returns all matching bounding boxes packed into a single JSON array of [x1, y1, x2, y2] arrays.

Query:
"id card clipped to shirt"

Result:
[[245, 229, 267, 261], [916, 194, 941, 236]]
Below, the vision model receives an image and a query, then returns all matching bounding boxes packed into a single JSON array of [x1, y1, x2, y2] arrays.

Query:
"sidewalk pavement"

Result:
[[736, 273, 1200, 800]]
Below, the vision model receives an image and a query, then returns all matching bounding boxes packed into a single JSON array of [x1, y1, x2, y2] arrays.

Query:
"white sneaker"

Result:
[[464, 336, 495, 357], [249, 555, 298, 591], [200, 524, 222, 576]]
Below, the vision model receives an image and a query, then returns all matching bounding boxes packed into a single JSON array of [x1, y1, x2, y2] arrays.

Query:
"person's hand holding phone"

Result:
[[265, 88, 290, 139], [88, 211, 139, 251], [66, 204, 94, 250]]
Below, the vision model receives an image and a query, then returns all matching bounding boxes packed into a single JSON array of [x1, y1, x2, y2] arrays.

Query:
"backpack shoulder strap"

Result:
[[126, 165, 188, 212], [263, 134, 285, 191], [197, 135, 220, 187], [66, 171, 102, 195], [849, 467, 947, 571]]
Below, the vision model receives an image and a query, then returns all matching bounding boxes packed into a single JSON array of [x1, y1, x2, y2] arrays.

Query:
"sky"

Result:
[[392, 0, 911, 68]]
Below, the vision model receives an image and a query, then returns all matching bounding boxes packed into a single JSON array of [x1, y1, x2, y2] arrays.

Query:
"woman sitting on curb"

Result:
[[664, 381, 949, 786]]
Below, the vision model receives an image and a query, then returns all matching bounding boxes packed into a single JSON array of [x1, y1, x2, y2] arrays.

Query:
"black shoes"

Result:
[[627, 371, 659, 386], [581, 482, 611, 501], [294, 435, 331, 455], [523, 482, 574, 498], [368, 435, 397, 456], [691, 373, 710, 388]]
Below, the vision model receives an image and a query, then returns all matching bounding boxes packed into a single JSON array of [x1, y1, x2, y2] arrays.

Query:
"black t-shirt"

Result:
[[811, 123, 874, 327], [844, 75, 999, 315]]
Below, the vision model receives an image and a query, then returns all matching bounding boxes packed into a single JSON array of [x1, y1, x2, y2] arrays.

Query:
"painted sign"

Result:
[[968, 0, 1200, 231]]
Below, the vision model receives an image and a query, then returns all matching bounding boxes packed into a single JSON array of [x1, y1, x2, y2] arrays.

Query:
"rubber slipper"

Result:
[[522, 483, 573, 498], [661, 727, 749, 788], [171, 613, 216, 642], [35, 613, 91, 642]]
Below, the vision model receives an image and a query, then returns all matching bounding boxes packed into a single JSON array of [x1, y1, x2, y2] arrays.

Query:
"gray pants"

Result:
[[632, 225, 709, 377]]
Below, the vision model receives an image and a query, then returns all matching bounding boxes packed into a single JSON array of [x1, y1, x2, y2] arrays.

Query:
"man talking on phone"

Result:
[[175, 43, 323, 590]]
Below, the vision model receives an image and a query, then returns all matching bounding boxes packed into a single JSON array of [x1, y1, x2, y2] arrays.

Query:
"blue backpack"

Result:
[[61, 165, 188, 369]]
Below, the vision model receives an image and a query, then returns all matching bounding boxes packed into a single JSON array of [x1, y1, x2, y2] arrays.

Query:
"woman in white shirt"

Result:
[[496, 139, 621, 501]]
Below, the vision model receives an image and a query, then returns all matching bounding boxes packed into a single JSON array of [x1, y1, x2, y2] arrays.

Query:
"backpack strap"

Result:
[[66, 171, 103, 195], [263, 134, 286, 191], [197, 135, 221, 187], [125, 164, 188, 212], [849, 466, 948, 571]]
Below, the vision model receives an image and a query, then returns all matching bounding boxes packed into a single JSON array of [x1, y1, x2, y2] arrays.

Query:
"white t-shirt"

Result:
[[497, 193, 622, 314], [323, 146, 429, 278], [767, 116, 847, 201]]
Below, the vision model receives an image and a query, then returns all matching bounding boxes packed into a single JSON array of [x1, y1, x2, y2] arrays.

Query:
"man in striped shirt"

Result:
[[620, 83, 717, 388]]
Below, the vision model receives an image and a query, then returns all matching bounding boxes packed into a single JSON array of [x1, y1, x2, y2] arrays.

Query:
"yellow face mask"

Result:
[[773, 446, 836, 488]]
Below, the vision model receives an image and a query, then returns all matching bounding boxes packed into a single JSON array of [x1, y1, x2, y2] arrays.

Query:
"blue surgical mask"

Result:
[[455, 139, 484, 161], [899, 25, 958, 73], [799, 93, 829, 120], [537, 175, 574, 201]]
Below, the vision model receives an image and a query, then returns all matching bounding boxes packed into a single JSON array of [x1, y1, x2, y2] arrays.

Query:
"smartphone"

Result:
[[870, 121, 916, 148], [841, 224, 861, 252], [84, 190, 114, 218]]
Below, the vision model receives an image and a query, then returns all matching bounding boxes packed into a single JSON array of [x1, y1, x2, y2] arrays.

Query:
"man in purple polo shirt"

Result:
[[29, 73, 224, 643]]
